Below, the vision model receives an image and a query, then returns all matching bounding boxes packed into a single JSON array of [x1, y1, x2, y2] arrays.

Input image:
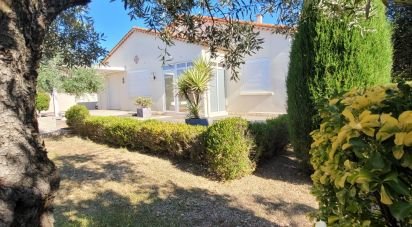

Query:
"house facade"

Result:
[[97, 18, 291, 117]]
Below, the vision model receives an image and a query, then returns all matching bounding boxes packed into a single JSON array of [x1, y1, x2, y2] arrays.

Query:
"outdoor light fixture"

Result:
[[122, 77, 125, 84], [153, 72, 156, 80]]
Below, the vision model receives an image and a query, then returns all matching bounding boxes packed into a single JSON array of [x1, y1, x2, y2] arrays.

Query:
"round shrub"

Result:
[[35, 92, 50, 113], [65, 104, 90, 129], [310, 82, 412, 226], [205, 117, 255, 180]]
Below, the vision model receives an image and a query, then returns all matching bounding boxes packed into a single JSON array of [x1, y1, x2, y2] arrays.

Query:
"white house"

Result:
[[97, 16, 291, 117]]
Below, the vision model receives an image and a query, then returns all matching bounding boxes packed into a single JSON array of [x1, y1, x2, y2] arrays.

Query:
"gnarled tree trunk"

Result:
[[0, 0, 87, 226]]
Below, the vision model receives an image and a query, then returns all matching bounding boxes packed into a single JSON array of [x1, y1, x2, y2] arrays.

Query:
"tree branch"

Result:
[[44, 0, 90, 22]]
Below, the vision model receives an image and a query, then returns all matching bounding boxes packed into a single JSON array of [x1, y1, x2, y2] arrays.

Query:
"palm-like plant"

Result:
[[177, 58, 213, 119]]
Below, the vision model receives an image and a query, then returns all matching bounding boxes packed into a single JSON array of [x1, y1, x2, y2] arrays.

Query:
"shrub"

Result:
[[65, 105, 90, 128], [79, 116, 206, 158], [287, 0, 392, 167], [135, 96, 152, 108], [249, 115, 289, 160], [204, 118, 255, 180], [310, 82, 412, 226], [72, 115, 289, 181], [35, 92, 50, 113]]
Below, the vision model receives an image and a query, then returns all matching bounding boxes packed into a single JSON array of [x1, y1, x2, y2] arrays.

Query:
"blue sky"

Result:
[[88, 0, 145, 51]]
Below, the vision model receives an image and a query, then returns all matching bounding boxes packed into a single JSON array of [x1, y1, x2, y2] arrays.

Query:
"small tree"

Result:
[[35, 92, 50, 114], [177, 58, 213, 119], [38, 56, 103, 97], [62, 67, 103, 97]]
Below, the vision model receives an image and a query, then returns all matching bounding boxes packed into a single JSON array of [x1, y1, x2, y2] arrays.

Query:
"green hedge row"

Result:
[[66, 105, 289, 180], [80, 116, 206, 158]]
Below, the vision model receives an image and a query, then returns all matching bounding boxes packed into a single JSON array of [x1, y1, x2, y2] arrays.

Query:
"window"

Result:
[[240, 58, 273, 95]]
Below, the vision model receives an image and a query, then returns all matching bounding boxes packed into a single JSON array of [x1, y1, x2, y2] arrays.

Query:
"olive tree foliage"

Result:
[[43, 5, 107, 67], [37, 56, 103, 97], [118, 0, 301, 79], [38, 6, 106, 97]]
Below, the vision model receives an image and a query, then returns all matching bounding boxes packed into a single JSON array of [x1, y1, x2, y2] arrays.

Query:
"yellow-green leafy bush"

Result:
[[310, 82, 412, 226], [79, 116, 206, 158], [204, 118, 256, 180], [65, 105, 90, 129]]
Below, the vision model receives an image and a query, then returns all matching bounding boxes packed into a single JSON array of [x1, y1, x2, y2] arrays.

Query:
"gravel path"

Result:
[[46, 136, 317, 227]]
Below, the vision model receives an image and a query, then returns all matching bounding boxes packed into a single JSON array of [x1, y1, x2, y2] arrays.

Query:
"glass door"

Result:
[[164, 72, 175, 111], [209, 67, 226, 114], [163, 62, 193, 113], [176, 64, 188, 113]]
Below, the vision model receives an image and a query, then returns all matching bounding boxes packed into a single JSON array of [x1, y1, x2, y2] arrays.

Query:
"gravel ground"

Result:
[[46, 136, 317, 227]]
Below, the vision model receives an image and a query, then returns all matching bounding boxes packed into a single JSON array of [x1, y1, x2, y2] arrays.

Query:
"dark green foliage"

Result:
[[65, 105, 90, 129], [389, 3, 412, 81], [35, 92, 50, 113], [310, 82, 412, 226], [204, 118, 255, 180], [249, 115, 289, 160], [287, 0, 392, 167]]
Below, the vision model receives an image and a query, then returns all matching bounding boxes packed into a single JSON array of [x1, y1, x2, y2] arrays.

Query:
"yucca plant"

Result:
[[177, 58, 213, 119]]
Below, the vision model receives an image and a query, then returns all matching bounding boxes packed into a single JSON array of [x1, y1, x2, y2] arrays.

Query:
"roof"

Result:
[[102, 17, 291, 64]]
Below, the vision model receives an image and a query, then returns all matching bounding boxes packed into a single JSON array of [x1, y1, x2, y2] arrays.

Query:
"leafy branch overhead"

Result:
[[116, 0, 301, 80], [43, 5, 107, 67]]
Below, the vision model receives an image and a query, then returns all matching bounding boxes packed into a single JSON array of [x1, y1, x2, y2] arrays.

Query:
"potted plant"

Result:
[[177, 58, 213, 126], [135, 96, 152, 118]]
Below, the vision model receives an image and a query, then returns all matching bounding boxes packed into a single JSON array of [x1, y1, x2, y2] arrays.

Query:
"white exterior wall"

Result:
[[99, 29, 291, 114], [226, 31, 291, 114], [46, 93, 76, 113], [99, 32, 203, 111], [45, 92, 98, 114]]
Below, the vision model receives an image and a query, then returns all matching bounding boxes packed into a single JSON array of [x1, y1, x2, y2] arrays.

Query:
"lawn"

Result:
[[46, 136, 317, 227]]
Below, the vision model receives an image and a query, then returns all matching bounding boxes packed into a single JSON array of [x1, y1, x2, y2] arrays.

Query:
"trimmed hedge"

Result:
[[69, 114, 290, 180], [310, 82, 412, 226], [287, 0, 392, 167], [79, 116, 206, 158], [249, 115, 289, 160], [204, 118, 255, 180]]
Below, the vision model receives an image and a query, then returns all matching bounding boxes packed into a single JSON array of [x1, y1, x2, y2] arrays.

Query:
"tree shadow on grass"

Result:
[[253, 195, 316, 226], [55, 182, 290, 227], [52, 150, 312, 227], [254, 150, 312, 185], [54, 153, 141, 183]]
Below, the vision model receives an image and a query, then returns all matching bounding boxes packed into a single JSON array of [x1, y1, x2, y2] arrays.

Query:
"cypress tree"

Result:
[[287, 0, 392, 166]]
